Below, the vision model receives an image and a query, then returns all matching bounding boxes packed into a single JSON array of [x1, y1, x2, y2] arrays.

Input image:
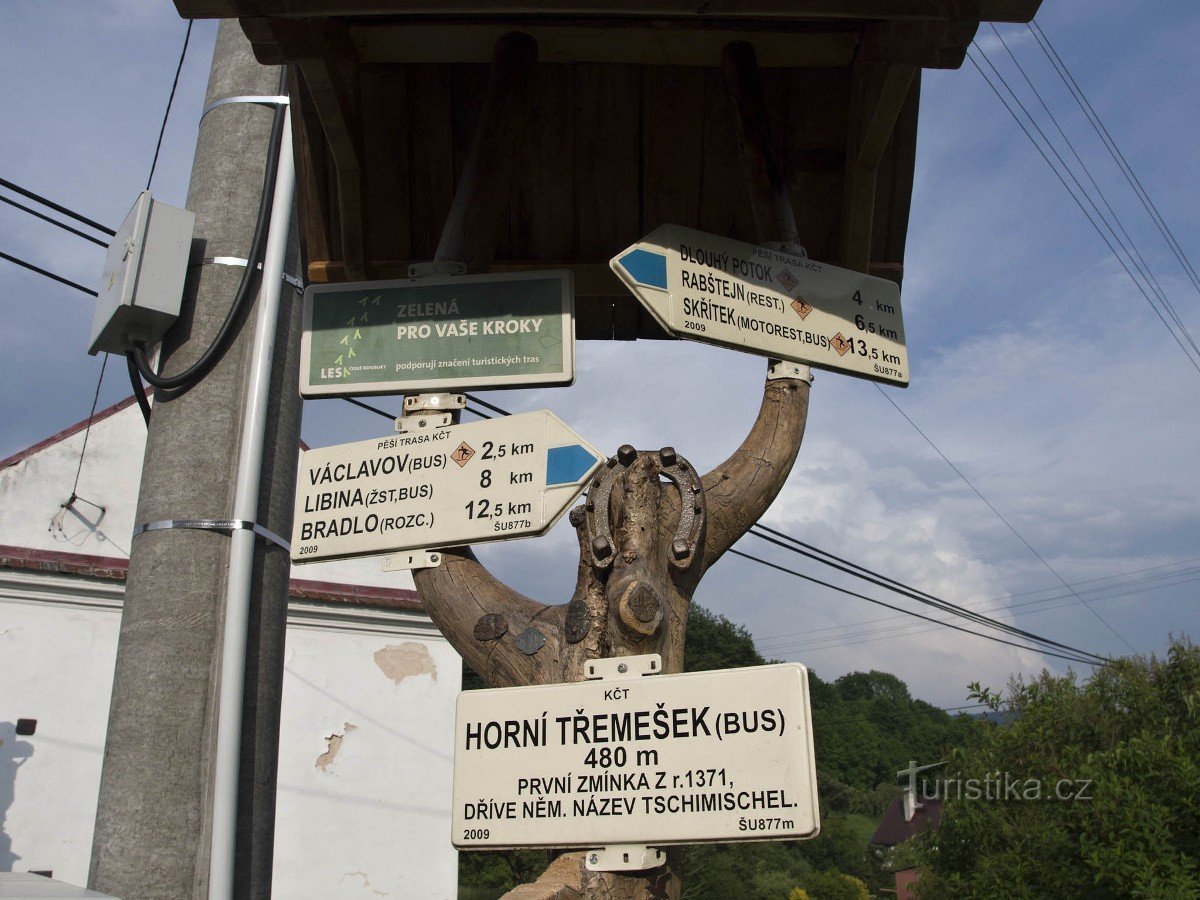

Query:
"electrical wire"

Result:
[[988, 25, 1199, 359], [764, 571, 1200, 656], [727, 548, 1098, 666], [145, 20, 193, 192], [341, 396, 396, 420], [0, 250, 98, 296], [745, 525, 1107, 663], [0, 176, 115, 237], [759, 556, 1200, 645], [126, 353, 152, 426], [758, 563, 1200, 652], [464, 393, 514, 417], [978, 31, 1200, 362], [131, 70, 289, 394], [966, 47, 1200, 375], [1029, 21, 1200, 301], [874, 383, 1136, 652], [0, 195, 108, 247]]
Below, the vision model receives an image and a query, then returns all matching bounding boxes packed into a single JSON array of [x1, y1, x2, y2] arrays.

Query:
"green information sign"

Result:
[[300, 270, 574, 397]]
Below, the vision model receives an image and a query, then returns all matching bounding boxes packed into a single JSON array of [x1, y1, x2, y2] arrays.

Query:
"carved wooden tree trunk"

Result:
[[412, 35, 813, 900]]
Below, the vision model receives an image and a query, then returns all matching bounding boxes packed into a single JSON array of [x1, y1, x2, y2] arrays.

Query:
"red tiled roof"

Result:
[[0, 544, 422, 610], [870, 795, 943, 847], [0, 395, 138, 471]]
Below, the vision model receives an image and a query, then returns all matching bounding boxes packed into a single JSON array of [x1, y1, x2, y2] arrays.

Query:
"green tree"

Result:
[[911, 638, 1200, 899]]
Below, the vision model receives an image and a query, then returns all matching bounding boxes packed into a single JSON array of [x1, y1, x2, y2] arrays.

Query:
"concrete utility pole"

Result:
[[89, 21, 302, 899]]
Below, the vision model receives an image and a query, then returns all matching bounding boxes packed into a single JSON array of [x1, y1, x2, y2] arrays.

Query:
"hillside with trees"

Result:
[[907, 638, 1200, 898], [459, 606, 976, 898]]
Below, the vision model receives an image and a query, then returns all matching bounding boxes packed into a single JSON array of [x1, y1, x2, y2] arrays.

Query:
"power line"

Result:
[[0, 250, 98, 296], [465, 393, 514, 417], [727, 548, 1097, 666], [966, 48, 1200, 375], [758, 556, 1200, 645], [763, 569, 1200, 656], [1029, 20, 1200, 301], [146, 20, 193, 191], [874, 383, 1136, 653], [340, 396, 395, 420], [0, 176, 115, 237], [0, 195, 108, 247], [983, 25, 1199, 360], [745, 524, 1107, 663], [758, 562, 1200, 651]]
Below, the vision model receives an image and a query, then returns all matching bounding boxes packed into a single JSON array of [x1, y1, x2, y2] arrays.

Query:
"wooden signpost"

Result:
[[611, 224, 909, 385], [291, 410, 603, 561]]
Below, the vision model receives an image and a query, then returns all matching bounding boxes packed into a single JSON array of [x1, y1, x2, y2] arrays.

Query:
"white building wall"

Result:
[[0, 573, 460, 897]]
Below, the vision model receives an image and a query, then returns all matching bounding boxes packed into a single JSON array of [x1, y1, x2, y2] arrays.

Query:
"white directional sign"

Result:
[[291, 411, 604, 562], [452, 659, 820, 852], [610, 224, 909, 386]]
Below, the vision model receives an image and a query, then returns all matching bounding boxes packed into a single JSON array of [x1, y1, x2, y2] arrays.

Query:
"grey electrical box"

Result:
[[88, 191, 195, 355]]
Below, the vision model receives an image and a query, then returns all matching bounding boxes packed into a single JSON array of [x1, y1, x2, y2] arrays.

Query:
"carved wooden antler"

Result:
[[411, 34, 814, 900]]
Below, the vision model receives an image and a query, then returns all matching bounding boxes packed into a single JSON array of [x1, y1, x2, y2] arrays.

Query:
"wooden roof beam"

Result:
[[266, 17, 370, 279], [839, 26, 916, 273]]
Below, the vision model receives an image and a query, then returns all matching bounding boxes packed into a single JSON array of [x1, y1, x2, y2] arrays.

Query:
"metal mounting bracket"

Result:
[[403, 393, 466, 414], [381, 549, 443, 571], [584, 653, 662, 680], [585, 844, 667, 873], [767, 358, 814, 383]]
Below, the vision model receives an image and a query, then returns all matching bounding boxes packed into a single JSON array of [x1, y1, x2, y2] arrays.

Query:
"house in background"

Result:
[[0, 397, 460, 898], [870, 793, 943, 900]]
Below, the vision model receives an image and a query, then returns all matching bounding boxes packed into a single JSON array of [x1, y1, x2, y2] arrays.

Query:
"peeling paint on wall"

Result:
[[314, 722, 357, 772], [373, 642, 437, 685]]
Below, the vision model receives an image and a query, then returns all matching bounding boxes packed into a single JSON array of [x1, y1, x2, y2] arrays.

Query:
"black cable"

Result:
[[760, 556, 1200, 645], [988, 24, 1198, 360], [1029, 21, 1200, 299], [146, 20, 193, 191], [132, 70, 288, 393], [341, 396, 397, 420], [465, 405, 493, 420], [0, 195, 108, 247], [464, 393, 513, 417], [727, 548, 1098, 666], [68, 354, 110, 499], [875, 380, 1137, 653], [746, 526, 1107, 663], [967, 49, 1200, 376], [758, 565, 1200, 652], [1, 250, 97, 296], [750, 523, 1109, 660], [0, 177, 116, 237], [126, 353, 152, 426], [971, 42, 1200, 368]]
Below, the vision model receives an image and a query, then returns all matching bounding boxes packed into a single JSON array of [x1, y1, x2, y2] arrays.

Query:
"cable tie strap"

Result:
[[201, 256, 304, 291], [200, 94, 290, 120], [133, 518, 291, 552]]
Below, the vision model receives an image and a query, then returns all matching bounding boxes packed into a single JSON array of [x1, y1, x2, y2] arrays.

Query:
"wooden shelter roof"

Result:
[[174, 1, 1041, 339]]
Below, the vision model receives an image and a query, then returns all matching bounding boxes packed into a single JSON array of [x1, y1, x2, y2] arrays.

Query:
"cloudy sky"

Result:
[[2, 1, 1198, 706]]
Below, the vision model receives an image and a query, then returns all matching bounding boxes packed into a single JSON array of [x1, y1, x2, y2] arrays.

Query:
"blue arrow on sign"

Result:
[[617, 249, 668, 289], [546, 444, 602, 486]]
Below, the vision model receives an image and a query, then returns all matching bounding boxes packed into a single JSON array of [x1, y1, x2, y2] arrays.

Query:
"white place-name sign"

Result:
[[452, 660, 819, 851], [291, 411, 604, 562], [610, 223, 909, 385]]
